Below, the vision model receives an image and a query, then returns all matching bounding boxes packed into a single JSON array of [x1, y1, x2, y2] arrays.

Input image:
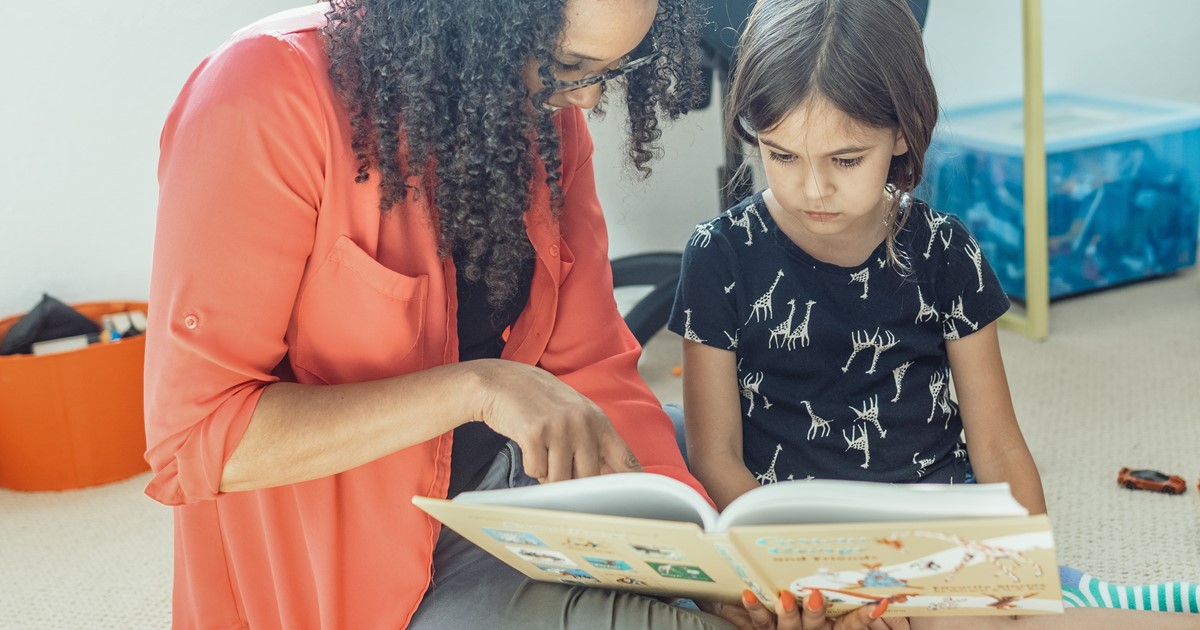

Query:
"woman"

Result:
[[145, 0, 709, 626]]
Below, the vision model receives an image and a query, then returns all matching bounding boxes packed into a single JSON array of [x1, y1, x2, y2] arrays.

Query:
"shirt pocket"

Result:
[[294, 235, 428, 384]]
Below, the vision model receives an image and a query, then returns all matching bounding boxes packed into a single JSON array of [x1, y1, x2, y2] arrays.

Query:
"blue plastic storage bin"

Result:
[[919, 93, 1200, 299]]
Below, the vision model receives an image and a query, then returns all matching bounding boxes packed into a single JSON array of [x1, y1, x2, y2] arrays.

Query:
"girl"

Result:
[[671, 0, 1198, 628], [672, 0, 1043, 515]]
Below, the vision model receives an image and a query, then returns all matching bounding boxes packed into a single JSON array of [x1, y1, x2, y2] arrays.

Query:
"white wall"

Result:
[[3, 0, 1199, 319], [0, 1, 299, 318]]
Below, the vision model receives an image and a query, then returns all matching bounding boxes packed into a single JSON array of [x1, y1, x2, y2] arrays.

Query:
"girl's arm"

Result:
[[946, 322, 1047, 514], [682, 340, 761, 511]]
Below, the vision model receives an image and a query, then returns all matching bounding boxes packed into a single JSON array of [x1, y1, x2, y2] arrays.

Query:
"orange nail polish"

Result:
[[806, 588, 823, 612], [780, 590, 797, 613], [742, 589, 759, 606], [871, 599, 890, 619]]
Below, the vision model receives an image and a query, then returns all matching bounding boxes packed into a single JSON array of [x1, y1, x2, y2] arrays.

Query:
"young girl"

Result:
[[672, 0, 1041, 512], [670, 0, 1198, 627]]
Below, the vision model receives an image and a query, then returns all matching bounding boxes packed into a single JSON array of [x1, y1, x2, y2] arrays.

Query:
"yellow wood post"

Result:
[[1000, 0, 1050, 339]]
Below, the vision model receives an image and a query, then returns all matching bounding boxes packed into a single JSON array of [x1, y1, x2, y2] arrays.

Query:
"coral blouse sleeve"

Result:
[[539, 109, 712, 504], [143, 32, 325, 506]]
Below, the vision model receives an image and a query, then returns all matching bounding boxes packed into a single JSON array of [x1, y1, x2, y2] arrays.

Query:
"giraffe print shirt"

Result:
[[668, 192, 1009, 485]]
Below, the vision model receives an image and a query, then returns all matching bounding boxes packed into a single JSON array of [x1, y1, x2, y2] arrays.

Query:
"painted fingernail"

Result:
[[871, 599, 889, 619], [780, 590, 797, 613], [742, 589, 759, 606], [806, 588, 823, 612]]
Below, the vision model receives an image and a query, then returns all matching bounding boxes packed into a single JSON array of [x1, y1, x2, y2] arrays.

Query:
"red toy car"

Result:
[[1117, 467, 1186, 494]]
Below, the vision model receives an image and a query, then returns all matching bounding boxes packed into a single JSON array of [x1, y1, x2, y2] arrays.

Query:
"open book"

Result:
[[413, 474, 1061, 618]]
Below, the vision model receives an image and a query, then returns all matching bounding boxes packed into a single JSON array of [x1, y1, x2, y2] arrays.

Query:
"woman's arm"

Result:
[[946, 322, 1046, 514], [682, 339, 760, 511], [222, 359, 636, 492]]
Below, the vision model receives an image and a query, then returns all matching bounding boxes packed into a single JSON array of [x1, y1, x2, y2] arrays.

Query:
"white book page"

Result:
[[453, 472, 720, 530], [715, 480, 1027, 532]]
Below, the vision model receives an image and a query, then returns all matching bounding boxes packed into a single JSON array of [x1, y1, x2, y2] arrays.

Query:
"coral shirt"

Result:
[[144, 6, 705, 629]]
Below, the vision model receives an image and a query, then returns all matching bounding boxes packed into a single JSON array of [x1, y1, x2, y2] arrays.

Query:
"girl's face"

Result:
[[522, 0, 659, 112], [758, 96, 908, 247]]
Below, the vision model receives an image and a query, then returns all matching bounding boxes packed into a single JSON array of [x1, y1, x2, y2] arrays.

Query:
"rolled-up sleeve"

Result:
[[144, 32, 325, 506]]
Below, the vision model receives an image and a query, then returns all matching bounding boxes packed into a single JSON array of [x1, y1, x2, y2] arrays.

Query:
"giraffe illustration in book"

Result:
[[755, 444, 783, 484], [850, 395, 886, 438], [785, 300, 816, 350], [728, 203, 770, 246], [891, 361, 913, 402], [849, 267, 871, 300], [681, 309, 705, 344], [903, 531, 1045, 583], [802, 400, 833, 440], [747, 269, 784, 323], [767, 299, 797, 349], [985, 593, 1041, 610], [843, 424, 871, 469], [740, 371, 770, 417]]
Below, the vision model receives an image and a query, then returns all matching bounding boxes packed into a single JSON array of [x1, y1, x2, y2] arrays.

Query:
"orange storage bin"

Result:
[[0, 301, 150, 491]]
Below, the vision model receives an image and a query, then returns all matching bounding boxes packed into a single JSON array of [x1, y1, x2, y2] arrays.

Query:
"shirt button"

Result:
[[548, 245, 560, 257], [183, 314, 199, 330]]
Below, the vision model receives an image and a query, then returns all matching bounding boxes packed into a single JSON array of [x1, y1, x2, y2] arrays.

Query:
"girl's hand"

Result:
[[473, 359, 643, 483], [703, 589, 910, 630]]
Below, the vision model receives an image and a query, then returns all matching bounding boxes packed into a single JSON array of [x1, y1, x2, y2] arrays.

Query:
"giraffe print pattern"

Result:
[[669, 194, 1010, 485]]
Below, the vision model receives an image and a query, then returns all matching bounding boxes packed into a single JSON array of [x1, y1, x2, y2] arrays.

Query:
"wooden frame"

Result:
[[999, 0, 1050, 339]]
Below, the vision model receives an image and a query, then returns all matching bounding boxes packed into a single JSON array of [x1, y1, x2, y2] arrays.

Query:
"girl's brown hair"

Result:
[[726, 0, 938, 269]]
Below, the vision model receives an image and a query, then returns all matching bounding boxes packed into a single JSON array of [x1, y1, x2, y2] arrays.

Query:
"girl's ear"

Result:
[[892, 132, 909, 156]]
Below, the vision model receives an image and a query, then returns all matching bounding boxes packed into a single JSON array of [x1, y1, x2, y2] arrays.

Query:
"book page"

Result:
[[717, 481, 1027, 531], [452, 472, 719, 529], [413, 498, 754, 602], [727, 515, 1062, 617]]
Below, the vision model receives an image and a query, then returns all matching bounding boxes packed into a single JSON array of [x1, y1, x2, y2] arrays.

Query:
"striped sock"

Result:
[[1060, 565, 1200, 613]]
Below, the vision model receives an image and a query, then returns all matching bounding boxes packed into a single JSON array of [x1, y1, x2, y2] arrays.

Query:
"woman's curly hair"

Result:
[[323, 0, 707, 308]]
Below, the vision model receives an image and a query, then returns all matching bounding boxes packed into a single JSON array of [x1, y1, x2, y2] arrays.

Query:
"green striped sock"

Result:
[[1060, 567, 1200, 613]]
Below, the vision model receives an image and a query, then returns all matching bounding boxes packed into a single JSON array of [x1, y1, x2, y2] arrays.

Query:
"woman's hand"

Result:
[[702, 589, 910, 630], [472, 359, 643, 483]]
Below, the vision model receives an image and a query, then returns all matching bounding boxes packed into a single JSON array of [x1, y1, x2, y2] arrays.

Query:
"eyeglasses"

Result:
[[549, 50, 662, 93]]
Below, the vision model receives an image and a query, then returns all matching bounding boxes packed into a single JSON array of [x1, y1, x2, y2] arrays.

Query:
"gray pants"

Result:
[[408, 442, 734, 630]]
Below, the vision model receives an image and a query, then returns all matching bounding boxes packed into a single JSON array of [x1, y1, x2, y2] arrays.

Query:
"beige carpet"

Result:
[[2, 271, 1198, 628]]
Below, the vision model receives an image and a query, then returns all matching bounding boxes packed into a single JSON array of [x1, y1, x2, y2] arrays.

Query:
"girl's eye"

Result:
[[834, 156, 865, 169], [554, 60, 583, 72], [768, 151, 796, 164]]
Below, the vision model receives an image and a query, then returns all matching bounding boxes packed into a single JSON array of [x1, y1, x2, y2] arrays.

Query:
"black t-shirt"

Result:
[[446, 249, 534, 498], [668, 192, 1009, 485]]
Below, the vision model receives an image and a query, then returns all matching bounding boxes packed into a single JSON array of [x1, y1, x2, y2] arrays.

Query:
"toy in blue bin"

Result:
[[919, 93, 1200, 299]]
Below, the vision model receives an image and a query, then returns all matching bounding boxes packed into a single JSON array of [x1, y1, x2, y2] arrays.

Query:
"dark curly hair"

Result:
[[323, 0, 707, 308]]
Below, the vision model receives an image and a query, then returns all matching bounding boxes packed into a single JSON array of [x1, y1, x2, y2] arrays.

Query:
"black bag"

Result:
[[0, 294, 102, 356]]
